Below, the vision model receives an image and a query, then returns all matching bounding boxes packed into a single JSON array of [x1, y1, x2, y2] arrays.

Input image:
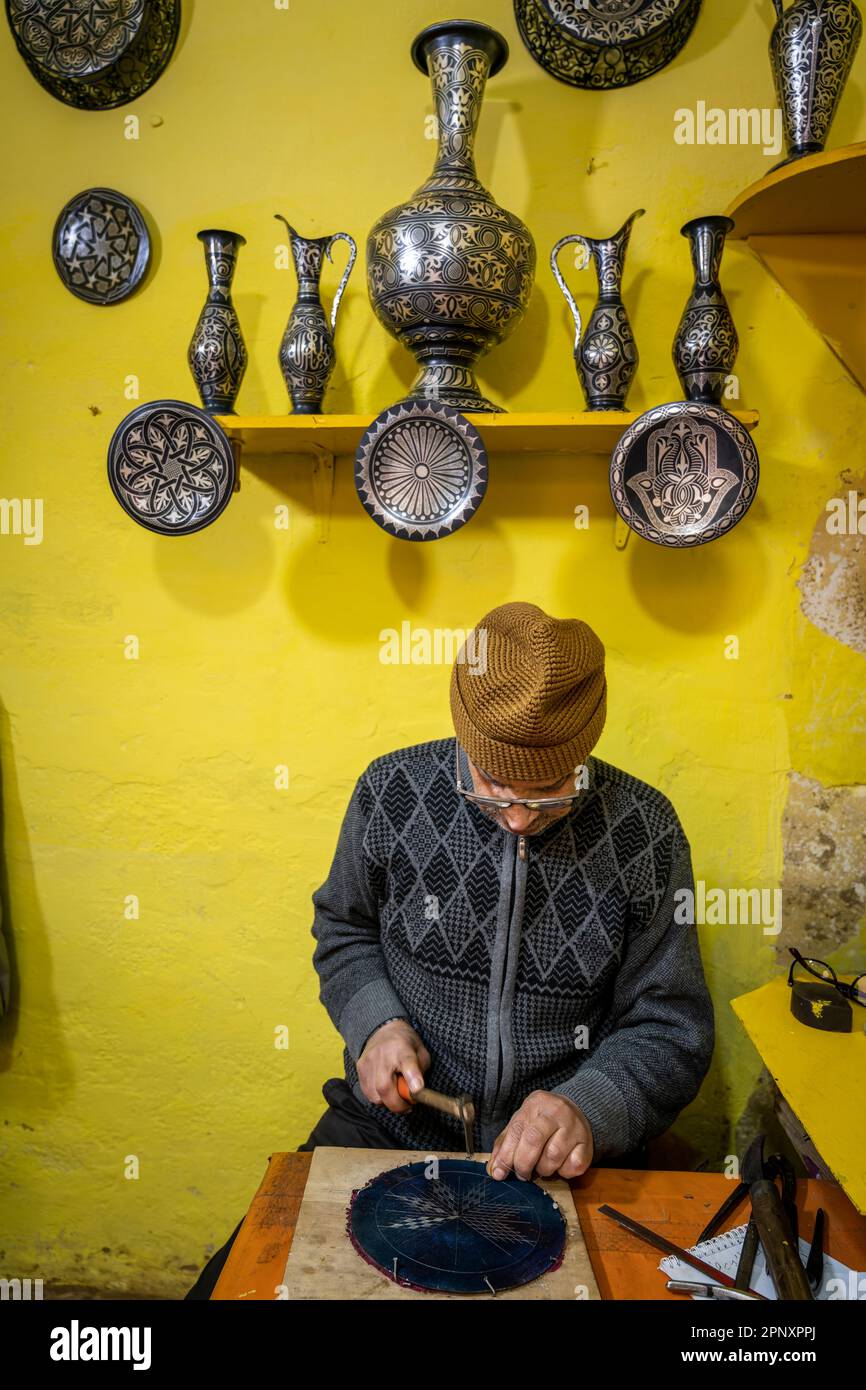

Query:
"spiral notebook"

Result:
[[659, 1223, 864, 1300]]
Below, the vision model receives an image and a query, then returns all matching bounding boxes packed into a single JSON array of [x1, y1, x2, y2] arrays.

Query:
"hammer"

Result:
[[396, 1076, 476, 1158]]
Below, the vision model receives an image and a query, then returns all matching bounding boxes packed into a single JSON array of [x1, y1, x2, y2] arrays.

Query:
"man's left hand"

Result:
[[487, 1091, 594, 1181]]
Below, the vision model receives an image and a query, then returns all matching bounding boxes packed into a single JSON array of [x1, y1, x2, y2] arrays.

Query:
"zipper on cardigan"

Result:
[[518, 835, 527, 861]]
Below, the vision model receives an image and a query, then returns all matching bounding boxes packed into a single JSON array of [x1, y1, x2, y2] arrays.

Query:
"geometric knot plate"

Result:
[[609, 400, 759, 547], [53, 187, 150, 305], [347, 1159, 567, 1294], [355, 400, 488, 541], [107, 399, 235, 536]]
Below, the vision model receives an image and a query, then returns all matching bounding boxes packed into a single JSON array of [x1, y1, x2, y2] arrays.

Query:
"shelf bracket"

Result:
[[613, 515, 631, 551], [230, 438, 242, 493], [309, 446, 336, 543]]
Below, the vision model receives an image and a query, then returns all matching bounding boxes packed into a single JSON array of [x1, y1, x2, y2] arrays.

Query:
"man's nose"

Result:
[[502, 806, 537, 834]]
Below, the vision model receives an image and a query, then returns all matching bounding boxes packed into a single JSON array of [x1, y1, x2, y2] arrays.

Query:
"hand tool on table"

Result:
[[741, 1134, 814, 1301], [695, 1132, 764, 1244], [665, 1280, 766, 1301], [396, 1075, 475, 1158], [598, 1205, 765, 1298], [805, 1208, 826, 1294]]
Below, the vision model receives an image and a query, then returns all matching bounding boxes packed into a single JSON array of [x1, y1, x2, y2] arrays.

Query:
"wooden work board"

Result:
[[281, 1147, 600, 1300]]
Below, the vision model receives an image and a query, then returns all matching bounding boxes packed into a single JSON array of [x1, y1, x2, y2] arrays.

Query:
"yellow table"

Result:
[[732, 977, 866, 1214]]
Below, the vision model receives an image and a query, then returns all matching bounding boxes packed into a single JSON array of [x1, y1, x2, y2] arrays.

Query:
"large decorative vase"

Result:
[[366, 20, 536, 414], [188, 230, 248, 417], [274, 216, 357, 413], [672, 216, 738, 406], [550, 209, 644, 410], [770, 0, 863, 164]]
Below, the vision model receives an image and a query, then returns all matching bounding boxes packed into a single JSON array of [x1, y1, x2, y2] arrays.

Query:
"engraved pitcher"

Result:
[[550, 209, 644, 411], [275, 217, 357, 414]]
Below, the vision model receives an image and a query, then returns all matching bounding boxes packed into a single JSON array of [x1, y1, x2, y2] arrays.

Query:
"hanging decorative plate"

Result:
[[347, 1159, 567, 1295], [609, 401, 759, 547], [355, 400, 488, 541], [53, 188, 150, 305], [6, 0, 180, 110], [514, 0, 702, 89], [107, 399, 235, 536]]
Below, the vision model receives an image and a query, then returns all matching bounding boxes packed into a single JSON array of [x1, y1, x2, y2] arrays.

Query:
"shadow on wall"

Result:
[[0, 699, 75, 1104]]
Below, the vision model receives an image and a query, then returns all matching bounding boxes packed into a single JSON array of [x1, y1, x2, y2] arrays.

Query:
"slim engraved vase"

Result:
[[188, 229, 248, 415], [770, 0, 862, 165], [366, 20, 536, 413], [550, 209, 644, 410], [274, 216, 357, 413], [673, 216, 738, 406]]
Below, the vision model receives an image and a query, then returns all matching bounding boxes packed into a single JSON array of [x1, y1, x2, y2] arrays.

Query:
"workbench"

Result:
[[212, 1156, 866, 1300]]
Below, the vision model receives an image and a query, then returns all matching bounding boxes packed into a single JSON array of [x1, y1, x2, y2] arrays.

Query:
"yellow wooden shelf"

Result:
[[727, 143, 866, 390], [216, 409, 760, 459], [732, 977, 866, 1214]]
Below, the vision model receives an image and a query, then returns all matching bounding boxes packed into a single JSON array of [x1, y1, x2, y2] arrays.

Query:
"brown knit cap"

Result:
[[450, 602, 606, 783]]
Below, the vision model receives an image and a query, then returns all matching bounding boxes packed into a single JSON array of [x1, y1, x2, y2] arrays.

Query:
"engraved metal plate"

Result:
[[348, 1159, 566, 1295], [53, 187, 150, 305], [6, 0, 180, 109], [355, 401, 488, 541], [107, 399, 235, 536], [514, 0, 702, 90], [610, 401, 759, 547]]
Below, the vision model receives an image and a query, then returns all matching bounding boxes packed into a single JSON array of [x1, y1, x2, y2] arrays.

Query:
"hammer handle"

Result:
[[750, 1179, 814, 1301], [396, 1075, 461, 1119]]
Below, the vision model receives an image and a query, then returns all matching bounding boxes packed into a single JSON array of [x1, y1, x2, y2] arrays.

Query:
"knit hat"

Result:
[[450, 602, 607, 783]]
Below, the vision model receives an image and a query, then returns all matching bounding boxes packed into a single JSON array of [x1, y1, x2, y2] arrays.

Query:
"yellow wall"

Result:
[[1, 0, 864, 1296]]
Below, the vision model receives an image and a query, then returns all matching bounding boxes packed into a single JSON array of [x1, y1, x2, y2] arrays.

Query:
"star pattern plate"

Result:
[[609, 400, 759, 547], [53, 187, 150, 305], [107, 399, 235, 536], [347, 1159, 566, 1294], [355, 401, 488, 541]]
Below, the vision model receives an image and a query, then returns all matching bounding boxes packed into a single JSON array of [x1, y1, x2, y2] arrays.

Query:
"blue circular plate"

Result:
[[348, 1158, 566, 1295]]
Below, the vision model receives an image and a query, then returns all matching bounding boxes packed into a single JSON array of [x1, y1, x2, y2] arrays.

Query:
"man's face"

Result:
[[467, 758, 578, 837]]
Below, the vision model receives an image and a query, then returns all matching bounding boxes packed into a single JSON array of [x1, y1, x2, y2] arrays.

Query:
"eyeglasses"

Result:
[[454, 743, 585, 812], [787, 948, 865, 1007]]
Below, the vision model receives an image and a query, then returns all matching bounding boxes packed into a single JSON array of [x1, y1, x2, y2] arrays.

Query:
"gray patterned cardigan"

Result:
[[312, 738, 714, 1156]]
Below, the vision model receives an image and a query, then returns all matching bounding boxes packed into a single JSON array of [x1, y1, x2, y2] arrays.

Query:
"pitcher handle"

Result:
[[326, 233, 357, 333], [550, 235, 591, 355]]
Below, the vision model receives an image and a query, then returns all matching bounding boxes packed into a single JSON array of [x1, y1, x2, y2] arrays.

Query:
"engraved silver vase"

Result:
[[672, 216, 738, 406], [188, 229, 247, 416], [770, 0, 863, 164], [366, 20, 536, 414]]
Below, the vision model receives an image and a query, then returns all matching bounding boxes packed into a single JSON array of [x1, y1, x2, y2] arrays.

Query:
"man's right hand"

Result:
[[357, 1019, 431, 1114]]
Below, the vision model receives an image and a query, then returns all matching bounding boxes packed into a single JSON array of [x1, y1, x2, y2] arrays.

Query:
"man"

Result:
[[186, 602, 712, 1296], [311, 601, 713, 1180]]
